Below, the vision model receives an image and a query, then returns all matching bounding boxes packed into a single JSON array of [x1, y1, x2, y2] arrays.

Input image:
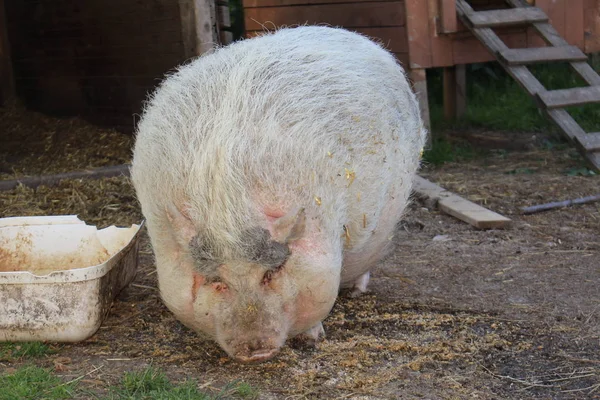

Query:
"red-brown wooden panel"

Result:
[[584, 0, 600, 53], [244, 2, 406, 31], [244, 0, 398, 7], [351, 26, 408, 53], [527, 26, 547, 48], [439, 0, 457, 33], [429, 0, 453, 66], [565, 0, 585, 48], [246, 26, 408, 53], [535, 0, 566, 37], [451, 29, 528, 65], [405, 0, 432, 68]]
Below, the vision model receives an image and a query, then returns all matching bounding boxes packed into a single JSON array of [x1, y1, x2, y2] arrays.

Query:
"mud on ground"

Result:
[[0, 108, 598, 399]]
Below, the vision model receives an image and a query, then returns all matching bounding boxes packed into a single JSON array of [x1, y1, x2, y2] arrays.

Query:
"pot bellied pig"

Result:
[[130, 26, 427, 363]]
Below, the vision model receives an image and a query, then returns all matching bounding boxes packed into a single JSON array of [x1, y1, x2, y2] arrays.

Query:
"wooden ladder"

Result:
[[456, 0, 600, 172]]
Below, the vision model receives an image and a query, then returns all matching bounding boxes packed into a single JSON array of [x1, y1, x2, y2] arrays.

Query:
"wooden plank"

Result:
[[538, 86, 600, 108], [565, 0, 585, 49], [178, 0, 219, 58], [438, 0, 457, 33], [498, 46, 588, 65], [509, 7, 600, 85], [451, 28, 528, 65], [218, 5, 231, 28], [405, 0, 433, 69], [243, 2, 406, 31], [576, 132, 600, 152], [429, 0, 453, 66], [352, 27, 408, 53], [533, 0, 566, 37], [243, 0, 398, 7], [584, 0, 600, 53], [542, 110, 600, 172], [412, 176, 512, 229], [457, 1, 546, 98], [443, 66, 457, 120], [246, 27, 408, 53], [545, 109, 586, 141], [455, 64, 467, 117], [220, 30, 233, 44], [467, 7, 547, 28], [409, 69, 431, 141]]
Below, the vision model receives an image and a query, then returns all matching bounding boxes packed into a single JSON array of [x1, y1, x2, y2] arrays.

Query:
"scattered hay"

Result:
[[0, 103, 132, 180], [0, 177, 141, 229]]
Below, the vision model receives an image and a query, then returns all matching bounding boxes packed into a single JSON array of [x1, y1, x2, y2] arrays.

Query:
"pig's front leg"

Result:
[[350, 271, 370, 298], [302, 322, 325, 342], [289, 322, 325, 349]]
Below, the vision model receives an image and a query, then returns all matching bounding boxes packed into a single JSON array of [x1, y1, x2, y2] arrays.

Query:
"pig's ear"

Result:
[[165, 203, 196, 244], [272, 207, 306, 243]]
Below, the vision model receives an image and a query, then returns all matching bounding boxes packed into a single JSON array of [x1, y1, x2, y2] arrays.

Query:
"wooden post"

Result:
[[455, 64, 467, 118], [410, 68, 432, 146], [443, 64, 467, 121], [443, 66, 456, 121], [0, 0, 15, 105], [179, 0, 219, 59], [438, 0, 458, 33]]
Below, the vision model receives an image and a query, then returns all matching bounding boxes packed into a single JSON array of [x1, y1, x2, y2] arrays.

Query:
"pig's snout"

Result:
[[229, 338, 281, 363]]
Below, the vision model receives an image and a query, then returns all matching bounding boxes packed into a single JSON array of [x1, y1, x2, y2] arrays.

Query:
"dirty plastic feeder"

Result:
[[0, 215, 144, 342]]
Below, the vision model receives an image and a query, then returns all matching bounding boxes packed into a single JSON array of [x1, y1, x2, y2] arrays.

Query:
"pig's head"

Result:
[[164, 204, 340, 363]]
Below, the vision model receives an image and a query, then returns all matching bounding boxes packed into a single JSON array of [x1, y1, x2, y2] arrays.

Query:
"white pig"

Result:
[[130, 25, 427, 363]]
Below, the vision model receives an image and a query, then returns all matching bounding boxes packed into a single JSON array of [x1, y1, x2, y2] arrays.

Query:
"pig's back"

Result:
[[132, 26, 426, 260]]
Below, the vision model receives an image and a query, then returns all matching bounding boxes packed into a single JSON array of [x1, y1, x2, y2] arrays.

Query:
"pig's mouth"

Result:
[[233, 347, 280, 363], [220, 336, 285, 363]]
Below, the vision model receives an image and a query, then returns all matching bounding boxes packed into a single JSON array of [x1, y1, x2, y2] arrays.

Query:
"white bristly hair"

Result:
[[131, 25, 427, 264]]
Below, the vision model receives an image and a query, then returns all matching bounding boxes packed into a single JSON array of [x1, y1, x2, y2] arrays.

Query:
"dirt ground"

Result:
[[0, 107, 599, 399]]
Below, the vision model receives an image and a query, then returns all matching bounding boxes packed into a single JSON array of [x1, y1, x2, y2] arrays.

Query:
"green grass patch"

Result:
[[422, 136, 484, 166], [0, 342, 54, 361], [427, 60, 600, 134], [105, 366, 258, 400], [0, 365, 78, 400], [0, 364, 259, 400]]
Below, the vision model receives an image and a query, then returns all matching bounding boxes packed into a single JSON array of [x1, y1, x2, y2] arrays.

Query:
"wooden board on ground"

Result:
[[412, 176, 512, 229]]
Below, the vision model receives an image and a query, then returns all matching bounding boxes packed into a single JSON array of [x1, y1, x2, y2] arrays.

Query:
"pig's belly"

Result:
[[339, 191, 404, 287]]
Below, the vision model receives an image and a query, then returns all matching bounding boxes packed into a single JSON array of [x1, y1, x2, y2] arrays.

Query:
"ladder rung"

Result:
[[467, 7, 548, 28], [499, 46, 588, 65], [577, 132, 600, 152], [538, 86, 600, 109]]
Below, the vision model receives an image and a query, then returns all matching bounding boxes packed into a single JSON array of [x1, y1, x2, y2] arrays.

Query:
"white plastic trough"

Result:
[[0, 215, 144, 342]]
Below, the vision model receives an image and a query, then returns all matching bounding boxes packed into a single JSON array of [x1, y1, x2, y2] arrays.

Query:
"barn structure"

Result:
[[244, 0, 600, 170], [0, 0, 599, 168], [0, 0, 233, 132]]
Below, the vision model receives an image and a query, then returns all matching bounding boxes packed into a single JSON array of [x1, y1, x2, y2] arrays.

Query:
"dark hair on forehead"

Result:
[[240, 226, 290, 268], [189, 226, 290, 274]]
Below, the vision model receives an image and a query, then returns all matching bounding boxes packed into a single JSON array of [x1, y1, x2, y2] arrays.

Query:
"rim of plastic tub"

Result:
[[0, 217, 145, 285]]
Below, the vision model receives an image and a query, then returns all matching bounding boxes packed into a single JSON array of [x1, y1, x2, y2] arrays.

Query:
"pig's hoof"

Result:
[[350, 271, 371, 298], [289, 323, 325, 349]]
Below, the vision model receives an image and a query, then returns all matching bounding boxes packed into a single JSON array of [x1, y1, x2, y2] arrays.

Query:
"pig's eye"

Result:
[[262, 264, 284, 285], [206, 276, 228, 292], [213, 282, 228, 292]]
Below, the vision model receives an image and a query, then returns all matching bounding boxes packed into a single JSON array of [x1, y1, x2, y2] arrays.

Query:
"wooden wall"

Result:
[[243, 0, 409, 66], [407, 0, 600, 70], [4, 0, 187, 132], [585, 0, 600, 53]]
